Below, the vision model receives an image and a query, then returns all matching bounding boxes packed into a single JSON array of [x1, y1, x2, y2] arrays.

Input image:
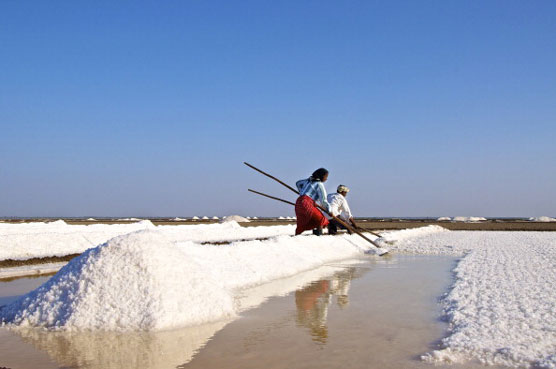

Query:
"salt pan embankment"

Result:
[[0, 225, 383, 330]]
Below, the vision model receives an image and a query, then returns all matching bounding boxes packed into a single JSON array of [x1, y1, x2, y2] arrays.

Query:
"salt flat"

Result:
[[0, 222, 555, 368]]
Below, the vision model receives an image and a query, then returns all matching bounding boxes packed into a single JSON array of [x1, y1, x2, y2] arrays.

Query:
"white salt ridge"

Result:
[[0, 230, 382, 331], [0, 221, 293, 261], [0, 220, 155, 261], [380, 225, 448, 244], [437, 216, 451, 221], [388, 230, 556, 368], [529, 216, 556, 222]]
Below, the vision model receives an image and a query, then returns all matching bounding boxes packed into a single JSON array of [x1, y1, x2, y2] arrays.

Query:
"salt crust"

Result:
[[387, 230, 556, 368]]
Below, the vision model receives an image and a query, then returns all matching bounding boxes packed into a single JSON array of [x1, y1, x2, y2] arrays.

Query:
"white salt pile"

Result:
[[0, 231, 235, 330], [529, 216, 556, 222], [437, 217, 451, 221], [220, 215, 250, 223]]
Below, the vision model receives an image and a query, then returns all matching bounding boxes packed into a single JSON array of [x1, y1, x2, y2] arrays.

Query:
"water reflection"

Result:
[[2, 262, 372, 368], [10, 320, 229, 369], [294, 267, 361, 344]]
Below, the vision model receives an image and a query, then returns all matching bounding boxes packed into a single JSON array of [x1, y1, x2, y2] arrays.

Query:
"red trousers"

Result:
[[295, 195, 329, 235]]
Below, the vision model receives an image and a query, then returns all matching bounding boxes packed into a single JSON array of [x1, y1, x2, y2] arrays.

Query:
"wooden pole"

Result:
[[244, 162, 385, 249], [244, 162, 299, 194], [248, 189, 296, 206]]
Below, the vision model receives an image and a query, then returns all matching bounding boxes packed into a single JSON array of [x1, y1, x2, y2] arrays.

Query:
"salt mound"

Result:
[[0, 230, 235, 331], [437, 217, 451, 221], [136, 219, 156, 228], [220, 215, 250, 223], [48, 220, 68, 226], [529, 216, 556, 222], [453, 216, 487, 222]]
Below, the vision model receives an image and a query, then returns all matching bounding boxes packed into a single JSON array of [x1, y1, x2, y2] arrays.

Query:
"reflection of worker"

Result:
[[295, 280, 330, 343], [294, 268, 357, 344], [327, 185, 358, 235]]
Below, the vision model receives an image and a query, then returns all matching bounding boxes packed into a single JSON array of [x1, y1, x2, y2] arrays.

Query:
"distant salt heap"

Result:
[[452, 216, 487, 222], [529, 216, 556, 222], [437, 217, 451, 221], [220, 215, 250, 223], [0, 231, 235, 331]]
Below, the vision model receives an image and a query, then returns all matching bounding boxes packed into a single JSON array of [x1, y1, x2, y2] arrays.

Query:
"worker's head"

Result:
[[311, 168, 329, 182], [337, 185, 350, 196]]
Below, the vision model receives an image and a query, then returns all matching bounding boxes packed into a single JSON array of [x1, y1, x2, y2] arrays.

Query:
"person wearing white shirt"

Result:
[[327, 185, 359, 235]]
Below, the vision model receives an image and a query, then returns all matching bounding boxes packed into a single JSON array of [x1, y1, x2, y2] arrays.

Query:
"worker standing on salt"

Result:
[[294, 168, 331, 236], [327, 185, 359, 235]]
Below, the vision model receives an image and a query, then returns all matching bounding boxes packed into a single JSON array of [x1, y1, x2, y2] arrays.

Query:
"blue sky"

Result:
[[1, 1, 555, 217]]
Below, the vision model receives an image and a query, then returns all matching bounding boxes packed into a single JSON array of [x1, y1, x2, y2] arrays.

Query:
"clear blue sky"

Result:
[[1, 1, 555, 217]]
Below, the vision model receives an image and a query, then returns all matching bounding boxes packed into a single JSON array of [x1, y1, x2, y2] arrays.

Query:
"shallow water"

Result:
[[0, 255, 512, 369]]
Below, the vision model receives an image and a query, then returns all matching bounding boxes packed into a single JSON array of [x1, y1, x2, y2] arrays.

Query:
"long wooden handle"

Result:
[[248, 189, 296, 206], [244, 163, 384, 249], [244, 162, 300, 195]]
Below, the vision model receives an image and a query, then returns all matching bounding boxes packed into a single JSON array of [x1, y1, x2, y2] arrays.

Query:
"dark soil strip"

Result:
[[200, 237, 274, 245], [0, 254, 81, 268]]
